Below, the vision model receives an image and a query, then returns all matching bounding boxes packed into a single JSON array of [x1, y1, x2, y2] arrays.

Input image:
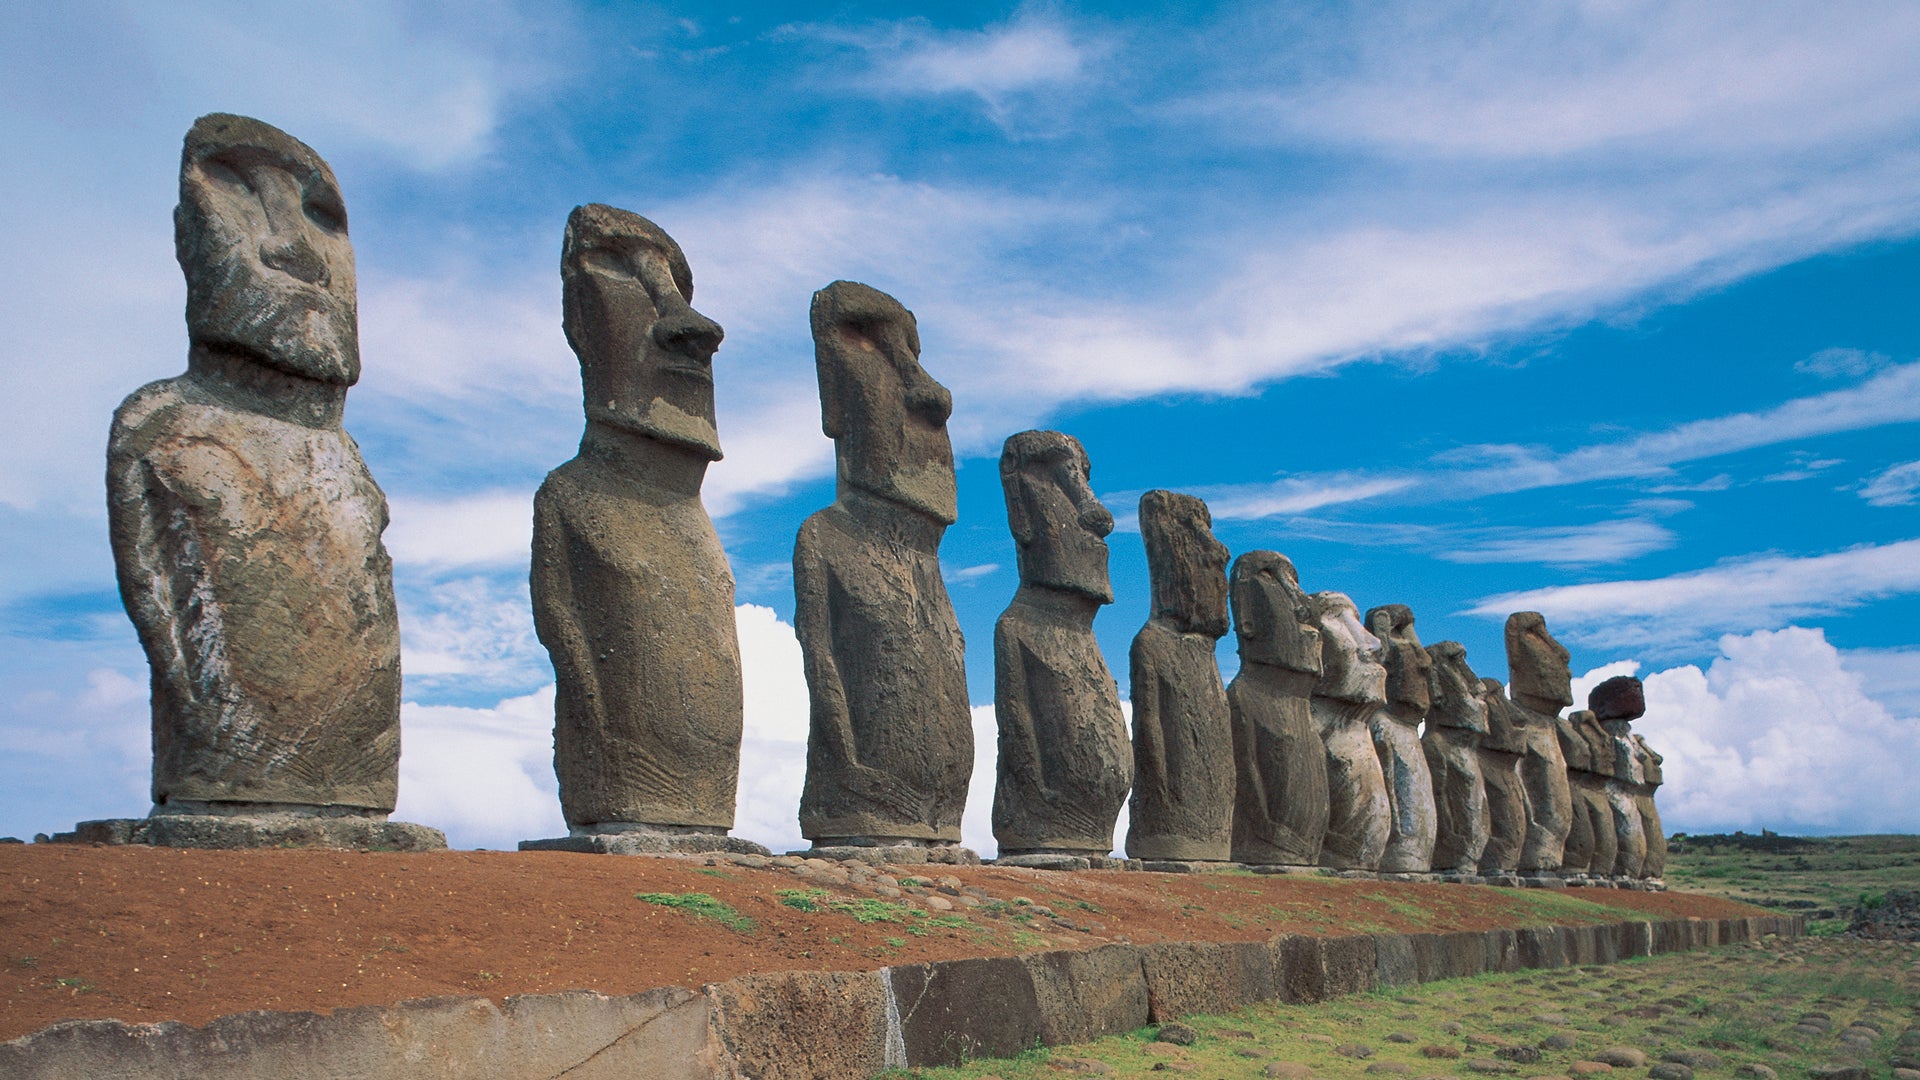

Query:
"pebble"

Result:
[[1441, 1023, 1465, 1035], [1806, 1068, 1868, 1080], [1891, 1071, 1920, 1080], [1542, 1034, 1578, 1051], [1593, 1048, 1647, 1068], [1661, 1050, 1722, 1070], [1646, 1064, 1693, 1080], [1049, 1059, 1113, 1074], [1367, 1063, 1413, 1074], [1150, 1062, 1194, 1073], [1386, 1033, 1416, 1043], [1568, 1063, 1613, 1075], [1301, 1034, 1336, 1045], [1733, 1065, 1776, 1080], [1336, 1043, 1375, 1059], [1467, 1059, 1518, 1074], [922, 895, 954, 912], [1535, 1014, 1573, 1025], [1156, 1022, 1198, 1046], [1263, 1064, 1313, 1079]]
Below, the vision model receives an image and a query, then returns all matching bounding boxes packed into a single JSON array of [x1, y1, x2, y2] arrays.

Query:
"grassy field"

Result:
[[1663, 833, 1920, 935], [895, 936, 1920, 1080]]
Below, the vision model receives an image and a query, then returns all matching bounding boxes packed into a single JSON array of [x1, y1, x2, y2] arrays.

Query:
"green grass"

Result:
[[633, 891, 756, 934], [889, 936, 1920, 1080], [1664, 832, 1920, 924]]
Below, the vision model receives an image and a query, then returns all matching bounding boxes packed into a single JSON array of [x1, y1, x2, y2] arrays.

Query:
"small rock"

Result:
[[1151, 1062, 1195, 1073], [1663, 1051, 1723, 1070], [1544, 1035, 1579, 1052], [1498, 1047, 1544, 1065], [1790, 1027, 1828, 1039], [923, 894, 954, 912], [1337, 1044, 1376, 1059], [1368, 1064, 1413, 1075], [1537, 1015, 1573, 1025], [1236, 1049, 1267, 1059], [1049, 1059, 1114, 1075], [1890, 1071, 1920, 1080], [1422, 1047, 1463, 1060], [1302, 1034, 1336, 1045], [1387, 1033, 1417, 1044], [1264, 1065, 1313, 1079], [1806, 1069, 1867, 1080], [1156, 1022, 1199, 1046], [1594, 1048, 1648, 1068], [1442, 1023, 1465, 1035], [1569, 1064, 1614, 1076], [1647, 1064, 1693, 1080], [1468, 1059, 1518, 1074], [1734, 1066, 1776, 1080]]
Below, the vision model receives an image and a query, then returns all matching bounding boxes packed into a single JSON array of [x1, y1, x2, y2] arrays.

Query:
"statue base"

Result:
[[521, 825, 770, 858], [49, 813, 446, 852], [795, 840, 981, 866], [1136, 859, 1240, 874], [1435, 871, 1488, 885], [1517, 872, 1568, 888], [1244, 863, 1331, 876]]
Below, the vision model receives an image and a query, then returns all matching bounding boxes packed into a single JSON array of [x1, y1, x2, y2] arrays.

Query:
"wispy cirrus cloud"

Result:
[[1466, 537, 1920, 652], [1860, 460, 1920, 507]]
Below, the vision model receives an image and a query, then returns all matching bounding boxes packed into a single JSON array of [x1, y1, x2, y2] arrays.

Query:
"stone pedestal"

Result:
[[52, 810, 444, 851]]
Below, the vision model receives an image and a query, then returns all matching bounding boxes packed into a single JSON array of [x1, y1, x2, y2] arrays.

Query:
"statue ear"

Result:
[[1006, 476, 1036, 546], [817, 337, 846, 440]]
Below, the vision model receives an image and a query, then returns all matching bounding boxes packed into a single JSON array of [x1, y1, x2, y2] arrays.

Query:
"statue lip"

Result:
[[657, 358, 716, 384]]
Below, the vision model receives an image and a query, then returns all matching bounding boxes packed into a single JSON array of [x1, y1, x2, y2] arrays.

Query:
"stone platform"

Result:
[[520, 829, 771, 857], [48, 814, 446, 852]]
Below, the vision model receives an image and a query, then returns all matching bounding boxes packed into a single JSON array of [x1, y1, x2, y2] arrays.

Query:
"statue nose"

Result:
[[260, 236, 329, 286], [1079, 501, 1114, 536], [905, 377, 952, 424], [652, 308, 724, 359]]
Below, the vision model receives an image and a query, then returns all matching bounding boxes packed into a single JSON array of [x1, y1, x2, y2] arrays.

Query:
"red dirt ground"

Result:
[[0, 845, 1765, 1043]]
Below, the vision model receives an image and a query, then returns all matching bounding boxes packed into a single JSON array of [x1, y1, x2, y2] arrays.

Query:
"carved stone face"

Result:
[[176, 113, 359, 385], [1139, 490, 1229, 638], [563, 203, 724, 461], [1481, 676, 1528, 741], [812, 281, 956, 524], [1001, 430, 1114, 602], [1505, 611, 1573, 709], [1366, 604, 1433, 718], [1425, 641, 1488, 734], [1310, 592, 1386, 705], [1230, 550, 1320, 675]]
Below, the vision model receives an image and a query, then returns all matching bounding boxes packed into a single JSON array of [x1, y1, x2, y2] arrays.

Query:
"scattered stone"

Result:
[[1544, 1034, 1579, 1051], [1264, 1064, 1314, 1079], [1647, 1064, 1693, 1080], [1423, 1046, 1464, 1060], [1369, 1063, 1414, 1075], [1498, 1047, 1545, 1065], [1388, 1032, 1418, 1043], [1337, 1044, 1376, 1059], [1468, 1059, 1518, 1074], [1570, 1064, 1614, 1076], [1735, 1066, 1777, 1080], [1662, 1051, 1722, 1070], [1594, 1048, 1648, 1068], [1157, 1022, 1199, 1046]]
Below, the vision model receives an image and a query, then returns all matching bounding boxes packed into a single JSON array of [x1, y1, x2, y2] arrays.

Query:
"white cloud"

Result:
[[395, 686, 563, 850], [1469, 538, 1920, 652], [1797, 347, 1891, 380], [951, 563, 1001, 582], [864, 10, 1094, 106], [1860, 460, 1920, 507], [1439, 519, 1676, 567], [385, 491, 534, 572], [396, 574, 546, 691], [1200, 476, 1417, 522], [1582, 628, 1920, 835], [1841, 646, 1920, 720]]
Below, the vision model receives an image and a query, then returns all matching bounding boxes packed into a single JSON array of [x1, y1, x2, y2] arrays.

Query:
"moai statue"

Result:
[[1421, 642, 1490, 876], [1588, 675, 1648, 880], [1505, 611, 1574, 874], [1125, 490, 1234, 864], [991, 430, 1131, 865], [1227, 552, 1329, 867], [1558, 709, 1619, 880], [1310, 592, 1391, 872], [1476, 677, 1531, 877], [99, 114, 441, 851], [795, 282, 974, 860], [1634, 733, 1668, 881], [523, 204, 762, 857], [1365, 604, 1439, 874]]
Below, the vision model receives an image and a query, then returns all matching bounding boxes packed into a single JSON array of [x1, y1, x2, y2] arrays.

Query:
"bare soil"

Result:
[[0, 845, 1764, 1043]]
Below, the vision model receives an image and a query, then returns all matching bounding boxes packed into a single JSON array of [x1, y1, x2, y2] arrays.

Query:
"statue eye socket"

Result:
[[304, 198, 346, 233], [200, 157, 254, 192]]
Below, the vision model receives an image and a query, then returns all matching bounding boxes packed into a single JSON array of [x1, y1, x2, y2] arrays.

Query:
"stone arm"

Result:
[[792, 521, 921, 816], [1228, 684, 1273, 830], [992, 618, 1050, 800], [106, 438, 201, 730], [529, 487, 605, 739], [1128, 626, 1168, 800]]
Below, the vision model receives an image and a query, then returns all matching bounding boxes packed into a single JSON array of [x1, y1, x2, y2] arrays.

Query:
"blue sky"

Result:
[[3, 2, 1919, 853]]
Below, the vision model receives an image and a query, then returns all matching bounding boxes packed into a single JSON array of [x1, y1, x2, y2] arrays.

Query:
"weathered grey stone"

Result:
[[519, 828, 768, 857], [1022, 945, 1150, 1046], [131, 812, 442, 851], [796, 282, 972, 847], [1506, 612, 1573, 872], [0, 987, 724, 1080], [991, 430, 1131, 857], [1126, 490, 1233, 862], [528, 203, 745, 840], [710, 969, 891, 1079], [1559, 710, 1618, 877], [1634, 734, 1668, 878], [1590, 678, 1649, 879], [1366, 604, 1438, 873], [1311, 592, 1391, 871], [888, 957, 1042, 1067], [1478, 677, 1530, 874], [107, 114, 409, 828], [1423, 642, 1491, 873], [1228, 551, 1330, 866], [1141, 940, 1276, 1021], [1374, 933, 1419, 987]]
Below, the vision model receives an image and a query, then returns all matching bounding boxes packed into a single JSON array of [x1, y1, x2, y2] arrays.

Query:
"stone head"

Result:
[[1139, 490, 1229, 638], [1230, 550, 1320, 675], [176, 113, 358, 386], [1505, 611, 1573, 712], [1001, 430, 1114, 602], [1308, 591, 1386, 705], [1425, 641, 1488, 734], [1480, 676, 1528, 746], [1365, 603, 1433, 720], [812, 281, 956, 524], [1588, 675, 1646, 730], [562, 203, 725, 461]]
